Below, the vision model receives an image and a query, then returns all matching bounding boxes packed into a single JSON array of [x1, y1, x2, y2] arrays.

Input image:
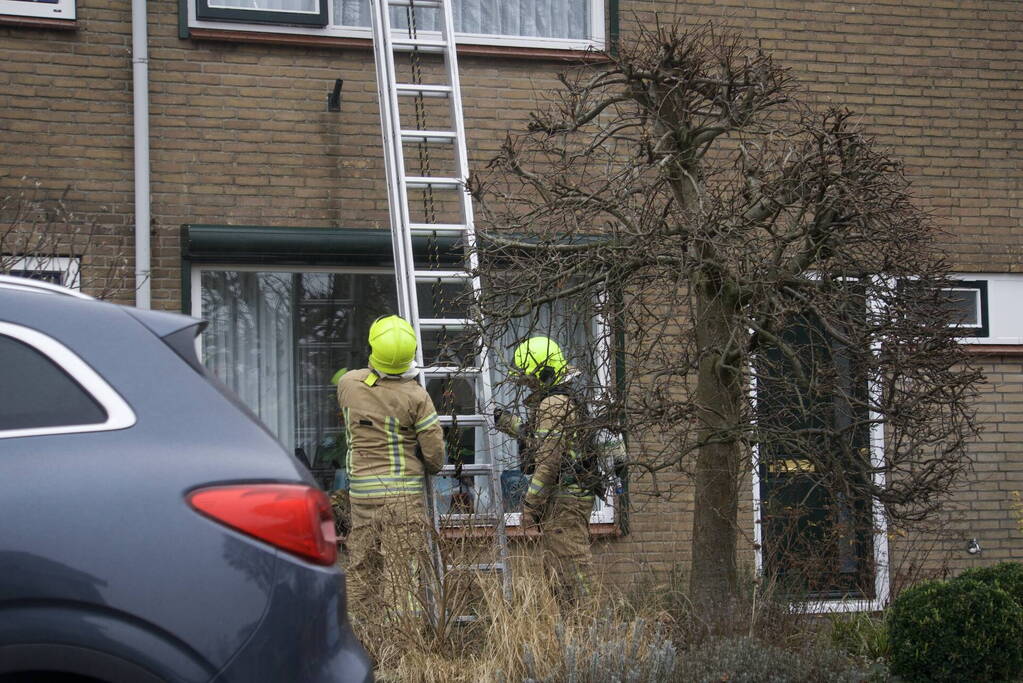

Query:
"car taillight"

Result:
[[188, 484, 338, 566]]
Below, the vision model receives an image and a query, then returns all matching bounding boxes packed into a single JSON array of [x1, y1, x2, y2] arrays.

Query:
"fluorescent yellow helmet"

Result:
[[513, 336, 567, 385], [368, 315, 417, 375]]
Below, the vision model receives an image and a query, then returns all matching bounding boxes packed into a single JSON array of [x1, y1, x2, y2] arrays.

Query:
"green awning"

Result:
[[181, 224, 464, 267]]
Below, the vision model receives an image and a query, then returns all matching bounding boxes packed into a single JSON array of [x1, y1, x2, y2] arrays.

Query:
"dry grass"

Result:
[[349, 549, 677, 683]]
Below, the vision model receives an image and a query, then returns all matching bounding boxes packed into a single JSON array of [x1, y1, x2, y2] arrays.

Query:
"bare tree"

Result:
[[0, 178, 132, 300], [470, 21, 981, 608]]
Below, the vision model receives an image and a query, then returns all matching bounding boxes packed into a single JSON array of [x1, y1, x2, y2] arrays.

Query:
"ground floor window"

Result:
[[184, 226, 616, 526]]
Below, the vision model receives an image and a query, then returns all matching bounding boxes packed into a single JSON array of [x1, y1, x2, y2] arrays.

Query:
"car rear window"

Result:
[[0, 334, 108, 430]]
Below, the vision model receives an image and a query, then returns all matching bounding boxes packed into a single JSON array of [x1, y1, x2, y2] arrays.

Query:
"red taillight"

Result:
[[188, 484, 338, 566]]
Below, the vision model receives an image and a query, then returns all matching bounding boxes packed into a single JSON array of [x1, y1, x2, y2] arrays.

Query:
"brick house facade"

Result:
[[2, 0, 1020, 605]]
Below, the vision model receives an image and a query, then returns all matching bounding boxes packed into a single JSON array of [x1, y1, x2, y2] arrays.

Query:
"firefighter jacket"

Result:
[[520, 383, 593, 519], [337, 367, 445, 502]]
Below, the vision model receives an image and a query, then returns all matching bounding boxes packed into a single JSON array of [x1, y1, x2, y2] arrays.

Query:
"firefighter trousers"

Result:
[[539, 493, 594, 603], [345, 495, 430, 617]]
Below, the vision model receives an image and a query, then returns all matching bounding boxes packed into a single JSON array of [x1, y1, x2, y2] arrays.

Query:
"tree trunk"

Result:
[[689, 274, 744, 607]]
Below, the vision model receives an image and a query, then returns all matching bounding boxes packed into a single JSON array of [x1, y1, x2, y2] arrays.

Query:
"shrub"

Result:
[[677, 636, 869, 683], [886, 577, 1023, 682], [955, 561, 1023, 607]]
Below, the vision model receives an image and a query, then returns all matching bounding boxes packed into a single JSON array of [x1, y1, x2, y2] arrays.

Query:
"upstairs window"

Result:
[[0, 0, 75, 20], [187, 0, 605, 51]]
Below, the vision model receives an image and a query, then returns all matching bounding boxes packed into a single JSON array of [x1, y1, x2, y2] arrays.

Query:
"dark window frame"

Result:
[[195, 0, 328, 27]]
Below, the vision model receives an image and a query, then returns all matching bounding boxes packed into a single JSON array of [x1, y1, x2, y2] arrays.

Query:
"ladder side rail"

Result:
[[373, 0, 422, 336], [370, 0, 445, 613], [437, 0, 511, 596]]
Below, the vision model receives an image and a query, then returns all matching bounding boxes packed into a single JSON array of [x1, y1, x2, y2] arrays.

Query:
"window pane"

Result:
[[208, 0, 316, 10], [200, 269, 397, 488], [945, 288, 980, 326], [0, 335, 106, 431], [334, 0, 588, 39]]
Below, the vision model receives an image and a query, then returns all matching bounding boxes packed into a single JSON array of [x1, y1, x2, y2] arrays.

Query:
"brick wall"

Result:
[[2, 0, 1021, 596]]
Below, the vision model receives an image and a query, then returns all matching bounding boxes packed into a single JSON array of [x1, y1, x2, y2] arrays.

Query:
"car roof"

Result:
[[0, 274, 94, 300]]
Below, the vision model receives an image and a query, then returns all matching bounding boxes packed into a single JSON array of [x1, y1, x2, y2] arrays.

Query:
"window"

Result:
[[488, 293, 616, 524], [184, 225, 615, 526], [187, 0, 605, 51], [942, 274, 1023, 345], [197, 267, 397, 485], [7, 256, 80, 289], [0, 0, 75, 20], [0, 322, 136, 439], [197, 0, 328, 27], [752, 295, 889, 609]]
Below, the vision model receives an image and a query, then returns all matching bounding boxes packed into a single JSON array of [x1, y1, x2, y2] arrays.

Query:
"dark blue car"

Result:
[[0, 275, 372, 683]]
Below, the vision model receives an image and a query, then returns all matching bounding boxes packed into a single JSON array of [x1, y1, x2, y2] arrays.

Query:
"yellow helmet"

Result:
[[513, 336, 567, 385], [368, 315, 417, 375]]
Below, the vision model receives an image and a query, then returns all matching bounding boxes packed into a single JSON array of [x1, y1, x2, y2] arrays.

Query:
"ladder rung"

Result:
[[420, 317, 471, 330], [409, 223, 468, 236], [387, 0, 442, 7], [405, 176, 462, 189], [438, 414, 487, 427], [446, 563, 505, 573], [440, 463, 494, 476], [391, 38, 448, 53], [396, 83, 452, 98], [401, 129, 456, 143], [422, 366, 481, 378], [413, 269, 471, 282]]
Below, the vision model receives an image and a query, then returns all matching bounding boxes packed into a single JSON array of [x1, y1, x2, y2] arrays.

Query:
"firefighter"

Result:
[[495, 336, 594, 602], [337, 315, 445, 615]]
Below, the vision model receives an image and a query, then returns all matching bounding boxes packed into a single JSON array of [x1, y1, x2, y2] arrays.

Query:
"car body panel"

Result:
[[0, 283, 372, 682]]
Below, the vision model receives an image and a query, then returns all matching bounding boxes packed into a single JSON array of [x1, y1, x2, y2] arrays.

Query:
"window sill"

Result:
[[963, 343, 1023, 355], [0, 13, 76, 30], [187, 27, 609, 63]]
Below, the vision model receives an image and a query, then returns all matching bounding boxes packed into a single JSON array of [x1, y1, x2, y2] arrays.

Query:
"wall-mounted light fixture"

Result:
[[327, 79, 343, 112], [967, 538, 982, 555]]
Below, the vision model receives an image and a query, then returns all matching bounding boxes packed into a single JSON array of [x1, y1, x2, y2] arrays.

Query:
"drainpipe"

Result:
[[131, 0, 151, 309]]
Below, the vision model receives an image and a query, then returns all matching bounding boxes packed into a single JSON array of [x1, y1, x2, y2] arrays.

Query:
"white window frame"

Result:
[[8, 256, 81, 290], [0, 0, 75, 20], [750, 285, 890, 613], [192, 263, 616, 525], [0, 322, 136, 440], [186, 0, 606, 52], [496, 300, 616, 527], [951, 273, 1023, 345], [944, 286, 983, 329]]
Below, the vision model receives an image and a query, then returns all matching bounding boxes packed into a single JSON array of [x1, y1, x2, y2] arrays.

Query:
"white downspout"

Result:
[[131, 0, 151, 309]]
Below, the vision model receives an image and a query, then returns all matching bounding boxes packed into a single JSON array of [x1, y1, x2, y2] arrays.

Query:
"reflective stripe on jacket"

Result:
[[338, 367, 445, 501]]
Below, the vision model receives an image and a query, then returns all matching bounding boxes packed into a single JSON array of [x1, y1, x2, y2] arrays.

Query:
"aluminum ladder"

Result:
[[369, 0, 511, 609]]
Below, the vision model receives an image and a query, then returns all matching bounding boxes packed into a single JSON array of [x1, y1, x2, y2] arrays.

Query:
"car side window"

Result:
[[0, 334, 108, 431]]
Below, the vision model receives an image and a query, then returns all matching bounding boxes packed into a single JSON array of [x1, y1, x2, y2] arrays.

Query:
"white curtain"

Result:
[[336, 0, 587, 39], [208, 0, 317, 10], [201, 271, 296, 450]]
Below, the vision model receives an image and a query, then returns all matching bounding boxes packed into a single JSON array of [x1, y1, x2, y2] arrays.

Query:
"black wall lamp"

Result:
[[327, 79, 343, 112]]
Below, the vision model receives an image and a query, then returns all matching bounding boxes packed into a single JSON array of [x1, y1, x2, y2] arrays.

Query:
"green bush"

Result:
[[955, 561, 1023, 607], [886, 577, 1023, 682], [677, 637, 869, 683]]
